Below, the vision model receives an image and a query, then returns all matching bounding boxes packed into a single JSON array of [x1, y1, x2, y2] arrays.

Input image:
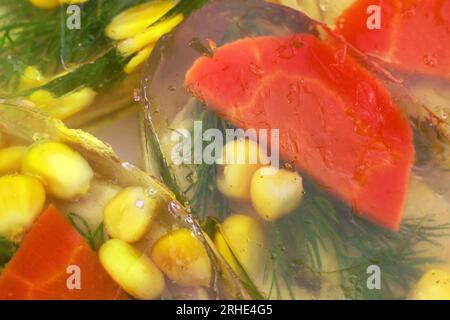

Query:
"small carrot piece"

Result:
[[0, 205, 126, 300]]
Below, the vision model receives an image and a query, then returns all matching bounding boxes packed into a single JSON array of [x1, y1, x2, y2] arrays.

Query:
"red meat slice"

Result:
[[335, 0, 450, 79], [185, 34, 415, 230]]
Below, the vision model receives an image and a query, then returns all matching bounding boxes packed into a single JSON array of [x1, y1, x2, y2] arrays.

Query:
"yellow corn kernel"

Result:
[[28, 90, 56, 109], [214, 214, 266, 280], [151, 228, 212, 287], [250, 167, 303, 222], [48, 87, 96, 120], [20, 66, 47, 89], [99, 239, 165, 300], [28, 87, 96, 120], [117, 13, 183, 56], [29, 0, 60, 8], [105, 0, 178, 41], [22, 141, 94, 200], [124, 45, 155, 74], [30, 0, 87, 9], [216, 139, 266, 200], [0, 146, 28, 175], [104, 187, 160, 243], [29, 87, 96, 120], [0, 175, 46, 242], [409, 269, 450, 300]]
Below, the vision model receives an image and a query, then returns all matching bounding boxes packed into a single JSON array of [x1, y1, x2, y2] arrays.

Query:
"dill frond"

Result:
[[67, 212, 106, 251], [268, 181, 450, 300], [187, 109, 232, 219], [0, 0, 207, 97], [0, 0, 147, 94]]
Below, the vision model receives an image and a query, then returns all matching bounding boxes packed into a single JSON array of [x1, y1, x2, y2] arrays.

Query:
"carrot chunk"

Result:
[[0, 205, 126, 299], [335, 0, 450, 79], [185, 34, 415, 230]]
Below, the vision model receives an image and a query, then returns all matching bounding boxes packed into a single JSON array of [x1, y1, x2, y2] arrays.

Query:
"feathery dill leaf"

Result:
[[67, 212, 106, 251], [0, 0, 206, 97], [268, 181, 450, 299], [187, 109, 232, 219], [37, 49, 127, 96], [0, 0, 147, 94]]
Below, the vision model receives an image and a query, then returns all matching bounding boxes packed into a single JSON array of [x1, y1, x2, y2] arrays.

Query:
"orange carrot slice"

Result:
[[335, 0, 450, 79], [0, 205, 126, 300], [185, 34, 414, 230]]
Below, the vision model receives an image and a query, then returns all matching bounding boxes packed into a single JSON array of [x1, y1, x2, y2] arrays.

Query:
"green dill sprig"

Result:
[[0, 0, 207, 98], [38, 49, 127, 96], [67, 212, 106, 251], [268, 182, 450, 300], [185, 109, 232, 219], [0, 0, 147, 94]]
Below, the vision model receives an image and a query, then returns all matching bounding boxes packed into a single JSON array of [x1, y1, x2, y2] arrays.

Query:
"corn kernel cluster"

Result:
[[0, 140, 93, 241], [105, 1, 183, 73], [0, 133, 214, 300], [212, 138, 305, 285], [217, 139, 304, 222]]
